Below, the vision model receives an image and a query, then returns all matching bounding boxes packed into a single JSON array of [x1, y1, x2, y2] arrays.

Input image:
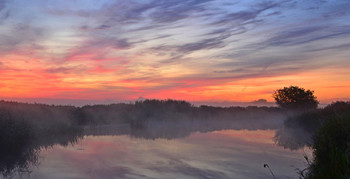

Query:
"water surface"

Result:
[[27, 129, 310, 179]]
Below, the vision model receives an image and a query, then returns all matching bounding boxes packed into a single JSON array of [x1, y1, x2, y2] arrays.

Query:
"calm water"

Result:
[[23, 129, 310, 179]]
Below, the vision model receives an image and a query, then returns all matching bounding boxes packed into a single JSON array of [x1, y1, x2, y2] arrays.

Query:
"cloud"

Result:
[[46, 0, 227, 56], [64, 37, 132, 61], [211, 0, 285, 26], [308, 43, 350, 52], [320, 0, 350, 19], [212, 11, 259, 25], [42, 0, 288, 66], [0, 22, 46, 55], [218, 55, 316, 74], [130, 0, 290, 64], [149, 33, 232, 64], [0, 0, 10, 22], [177, 33, 230, 53], [147, 0, 212, 23], [147, 158, 228, 179], [1, 0, 350, 101], [0, 0, 6, 11], [263, 26, 350, 47], [264, 26, 326, 46], [45, 67, 74, 74], [85, 166, 138, 179], [44, 66, 87, 74], [95, 1, 153, 25]]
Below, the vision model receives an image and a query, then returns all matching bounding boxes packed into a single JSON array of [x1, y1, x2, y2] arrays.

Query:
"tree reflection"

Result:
[[274, 127, 312, 150], [0, 119, 38, 178], [84, 117, 283, 140], [0, 118, 83, 178]]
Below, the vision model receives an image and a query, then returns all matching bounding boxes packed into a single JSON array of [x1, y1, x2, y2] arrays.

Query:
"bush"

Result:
[[304, 114, 350, 178]]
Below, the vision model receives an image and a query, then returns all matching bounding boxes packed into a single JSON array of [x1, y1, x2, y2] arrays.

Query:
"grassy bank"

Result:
[[284, 102, 350, 178]]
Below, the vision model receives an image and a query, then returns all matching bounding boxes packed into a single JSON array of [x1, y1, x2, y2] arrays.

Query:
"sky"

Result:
[[0, 0, 350, 104]]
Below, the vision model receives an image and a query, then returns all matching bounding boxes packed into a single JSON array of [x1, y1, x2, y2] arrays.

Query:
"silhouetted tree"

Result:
[[273, 86, 318, 110]]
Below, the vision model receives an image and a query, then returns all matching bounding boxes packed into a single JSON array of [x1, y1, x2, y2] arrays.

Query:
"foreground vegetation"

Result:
[[306, 113, 350, 178], [278, 101, 350, 178], [0, 102, 83, 178]]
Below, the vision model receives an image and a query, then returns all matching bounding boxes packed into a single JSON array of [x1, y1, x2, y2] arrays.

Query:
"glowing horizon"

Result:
[[0, 0, 350, 104]]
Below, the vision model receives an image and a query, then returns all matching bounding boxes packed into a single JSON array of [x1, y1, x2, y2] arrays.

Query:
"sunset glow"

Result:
[[1, 0, 349, 104]]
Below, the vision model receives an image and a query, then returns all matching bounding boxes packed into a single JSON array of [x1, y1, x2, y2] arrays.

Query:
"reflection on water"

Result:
[[0, 118, 83, 178], [0, 100, 321, 178], [31, 130, 311, 179], [274, 127, 313, 150], [0, 119, 312, 179], [84, 117, 283, 140]]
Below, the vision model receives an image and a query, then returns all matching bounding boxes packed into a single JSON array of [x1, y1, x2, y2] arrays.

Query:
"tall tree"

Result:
[[273, 86, 319, 110]]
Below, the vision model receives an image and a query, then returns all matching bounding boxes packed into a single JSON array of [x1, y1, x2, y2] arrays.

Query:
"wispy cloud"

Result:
[[0, 0, 349, 101], [263, 26, 350, 47], [0, 23, 46, 55]]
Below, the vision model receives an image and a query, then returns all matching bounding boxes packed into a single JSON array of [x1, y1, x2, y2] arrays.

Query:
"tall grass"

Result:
[[304, 114, 350, 178], [294, 101, 350, 178]]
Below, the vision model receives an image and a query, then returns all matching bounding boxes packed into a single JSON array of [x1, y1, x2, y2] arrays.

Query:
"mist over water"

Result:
[[30, 129, 310, 179], [0, 100, 314, 179], [0, 119, 311, 178]]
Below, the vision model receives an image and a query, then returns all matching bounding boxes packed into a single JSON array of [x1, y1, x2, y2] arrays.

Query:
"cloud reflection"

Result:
[[31, 130, 309, 179]]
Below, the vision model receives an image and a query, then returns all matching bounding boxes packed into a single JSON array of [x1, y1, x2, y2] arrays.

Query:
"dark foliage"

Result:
[[0, 118, 37, 178], [275, 101, 350, 150], [302, 102, 350, 179], [273, 86, 319, 111], [273, 101, 350, 178], [0, 101, 83, 177], [305, 114, 350, 179], [0, 99, 284, 127]]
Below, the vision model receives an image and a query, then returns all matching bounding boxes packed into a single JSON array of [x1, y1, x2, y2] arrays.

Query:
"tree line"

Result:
[[0, 85, 349, 178], [272, 86, 349, 178]]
